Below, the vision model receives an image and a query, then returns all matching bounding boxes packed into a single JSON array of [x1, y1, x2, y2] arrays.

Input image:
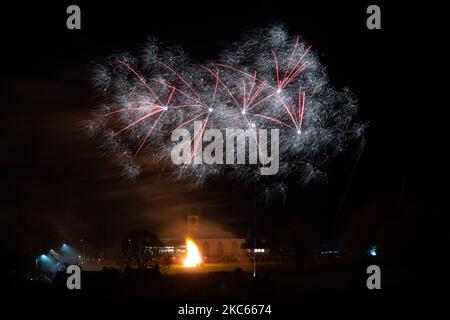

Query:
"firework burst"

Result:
[[87, 25, 365, 200]]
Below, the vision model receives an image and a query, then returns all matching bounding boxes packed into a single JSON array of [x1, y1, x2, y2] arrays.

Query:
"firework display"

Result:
[[87, 25, 364, 194]]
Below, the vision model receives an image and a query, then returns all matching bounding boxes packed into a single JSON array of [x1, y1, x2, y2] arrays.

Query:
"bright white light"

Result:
[[277, 89, 282, 94], [241, 110, 246, 115], [251, 123, 256, 128], [297, 130, 302, 135], [163, 106, 168, 111], [183, 238, 202, 267], [208, 107, 213, 112]]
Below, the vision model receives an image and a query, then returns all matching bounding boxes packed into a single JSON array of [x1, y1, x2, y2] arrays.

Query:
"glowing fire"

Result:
[[183, 238, 202, 267]]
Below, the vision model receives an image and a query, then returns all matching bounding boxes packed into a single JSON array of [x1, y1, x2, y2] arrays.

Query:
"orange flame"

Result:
[[183, 238, 202, 267]]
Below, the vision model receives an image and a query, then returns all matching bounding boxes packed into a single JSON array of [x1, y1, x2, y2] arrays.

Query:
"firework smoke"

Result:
[[87, 25, 365, 200]]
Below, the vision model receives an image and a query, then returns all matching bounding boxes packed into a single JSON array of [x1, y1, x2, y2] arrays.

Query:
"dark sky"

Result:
[[2, 1, 445, 266]]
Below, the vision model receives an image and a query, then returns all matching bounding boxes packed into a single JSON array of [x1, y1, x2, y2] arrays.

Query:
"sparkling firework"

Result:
[[87, 25, 365, 199]]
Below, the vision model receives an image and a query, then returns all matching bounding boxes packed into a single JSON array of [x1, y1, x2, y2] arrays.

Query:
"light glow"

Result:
[[183, 238, 202, 268]]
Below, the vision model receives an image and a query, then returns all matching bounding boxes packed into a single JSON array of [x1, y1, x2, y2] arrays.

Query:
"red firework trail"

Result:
[[90, 25, 362, 191], [116, 60, 164, 106], [108, 38, 310, 157]]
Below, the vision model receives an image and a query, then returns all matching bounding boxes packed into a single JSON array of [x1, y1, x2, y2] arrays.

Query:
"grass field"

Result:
[[164, 261, 297, 274]]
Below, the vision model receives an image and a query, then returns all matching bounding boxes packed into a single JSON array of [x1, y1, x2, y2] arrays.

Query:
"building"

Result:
[[158, 214, 270, 260], [187, 214, 246, 258], [241, 238, 270, 255], [196, 238, 246, 258]]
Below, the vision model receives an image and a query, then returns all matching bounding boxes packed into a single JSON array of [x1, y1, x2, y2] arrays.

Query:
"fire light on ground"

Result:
[[183, 238, 202, 268]]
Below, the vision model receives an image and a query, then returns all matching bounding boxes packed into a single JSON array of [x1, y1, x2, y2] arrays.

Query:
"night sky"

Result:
[[2, 1, 446, 281]]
